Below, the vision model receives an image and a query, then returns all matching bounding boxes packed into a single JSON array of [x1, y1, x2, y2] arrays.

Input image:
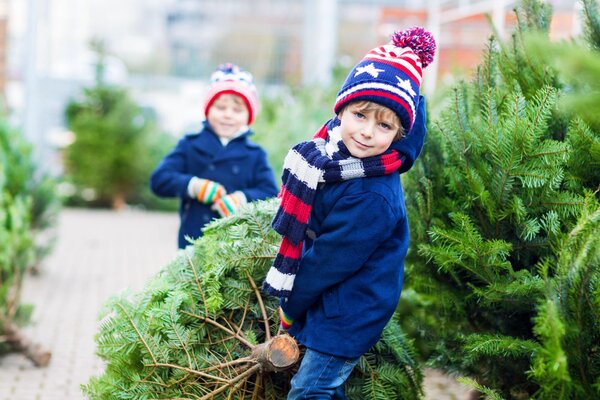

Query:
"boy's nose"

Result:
[[361, 124, 374, 138]]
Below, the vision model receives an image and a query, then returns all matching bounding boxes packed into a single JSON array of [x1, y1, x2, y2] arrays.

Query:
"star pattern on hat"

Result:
[[396, 77, 416, 97], [354, 63, 385, 78]]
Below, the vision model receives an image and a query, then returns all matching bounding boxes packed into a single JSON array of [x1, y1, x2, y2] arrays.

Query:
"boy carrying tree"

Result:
[[263, 27, 436, 399]]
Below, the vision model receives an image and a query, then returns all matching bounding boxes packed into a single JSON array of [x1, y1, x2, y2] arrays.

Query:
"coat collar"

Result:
[[189, 122, 256, 161]]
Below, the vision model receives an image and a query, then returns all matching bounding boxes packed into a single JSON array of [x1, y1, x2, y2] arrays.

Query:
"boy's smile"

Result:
[[207, 93, 249, 139], [339, 103, 399, 158]]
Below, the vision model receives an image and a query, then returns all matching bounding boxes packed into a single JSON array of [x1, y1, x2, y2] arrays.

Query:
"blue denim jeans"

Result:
[[288, 348, 360, 400]]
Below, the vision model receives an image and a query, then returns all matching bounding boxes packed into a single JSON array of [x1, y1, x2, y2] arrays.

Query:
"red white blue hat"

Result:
[[334, 27, 436, 133], [204, 63, 259, 125]]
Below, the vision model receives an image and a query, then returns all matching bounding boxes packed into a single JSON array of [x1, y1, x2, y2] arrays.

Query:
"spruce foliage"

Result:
[[0, 120, 58, 364], [84, 200, 423, 399], [400, 1, 600, 398], [582, 0, 600, 51]]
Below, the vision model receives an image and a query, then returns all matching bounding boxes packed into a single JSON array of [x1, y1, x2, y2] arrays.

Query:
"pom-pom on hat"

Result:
[[334, 26, 436, 133], [204, 63, 259, 125]]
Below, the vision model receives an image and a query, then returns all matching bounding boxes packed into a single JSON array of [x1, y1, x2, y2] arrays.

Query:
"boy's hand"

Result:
[[279, 307, 294, 331], [188, 177, 226, 204], [211, 191, 247, 218]]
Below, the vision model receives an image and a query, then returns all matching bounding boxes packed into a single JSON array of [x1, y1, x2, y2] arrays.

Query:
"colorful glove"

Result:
[[188, 177, 226, 204], [211, 191, 247, 218], [279, 307, 294, 331]]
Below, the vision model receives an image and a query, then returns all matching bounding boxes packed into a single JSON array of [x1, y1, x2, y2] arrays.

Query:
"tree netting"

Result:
[[83, 199, 423, 399]]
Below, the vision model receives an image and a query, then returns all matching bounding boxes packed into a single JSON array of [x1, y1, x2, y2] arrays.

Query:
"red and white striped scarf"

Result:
[[262, 117, 404, 297]]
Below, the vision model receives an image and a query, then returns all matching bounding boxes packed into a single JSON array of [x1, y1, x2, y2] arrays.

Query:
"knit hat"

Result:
[[334, 26, 436, 133], [204, 63, 260, 125]]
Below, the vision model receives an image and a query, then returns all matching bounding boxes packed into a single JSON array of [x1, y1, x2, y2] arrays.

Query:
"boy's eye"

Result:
[[379, 122, 392, 130], [353, 111, 365, 119]]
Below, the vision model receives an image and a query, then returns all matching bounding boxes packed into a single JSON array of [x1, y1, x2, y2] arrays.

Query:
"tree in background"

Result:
[[83, 200, 423, 400], [399, 0, 599, 398], [64, 40, 175, 210], [0, 123, 61, 272], [523, 0, 600, 193], [0, 122, 57, 366]]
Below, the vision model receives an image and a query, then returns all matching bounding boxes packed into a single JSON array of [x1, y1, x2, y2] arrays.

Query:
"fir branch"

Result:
[[463, 333, 540, 360], [181, 311, 254, 349], [582, 0, 600, 51], [147, 362, 231, 383], [198, 364, 261, 400], [185, 252, 208, 317], [116, 302, 158, 365], [245, 272, 271, 341], [457, 377, 505, 400]]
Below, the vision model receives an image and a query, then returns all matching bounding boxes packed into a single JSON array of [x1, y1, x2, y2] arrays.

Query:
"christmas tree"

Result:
[[64, 40, 170, 209], [83, 200, 422, 399], [400, 1, 599, 398]]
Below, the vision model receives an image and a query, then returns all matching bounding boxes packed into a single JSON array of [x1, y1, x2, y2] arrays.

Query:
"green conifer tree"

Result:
[[83, 200, 423, 399], [399, 1, 600, 398], [530, 198, 600, 399], [64, 40, 169, 209], [0, 123, 53, 366]]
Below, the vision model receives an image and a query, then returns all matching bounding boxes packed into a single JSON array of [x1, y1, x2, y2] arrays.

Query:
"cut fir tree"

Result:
[[83, 199, 422, 399]]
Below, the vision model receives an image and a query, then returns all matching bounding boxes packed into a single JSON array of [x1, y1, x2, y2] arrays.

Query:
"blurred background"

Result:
[[1, 0, 582, 191]]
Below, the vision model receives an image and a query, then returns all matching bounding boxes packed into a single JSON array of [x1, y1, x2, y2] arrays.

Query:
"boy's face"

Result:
[[207, 93, 249, 138], [339, 103, 399, 158]]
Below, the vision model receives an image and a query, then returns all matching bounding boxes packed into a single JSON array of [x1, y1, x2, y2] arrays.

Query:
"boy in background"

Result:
[[151, 63, 278, 248]]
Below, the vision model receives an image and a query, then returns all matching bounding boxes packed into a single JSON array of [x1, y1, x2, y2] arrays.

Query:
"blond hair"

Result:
[[340, 101, 405, 140]]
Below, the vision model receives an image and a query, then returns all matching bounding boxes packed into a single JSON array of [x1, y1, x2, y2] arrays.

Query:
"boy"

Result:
[[263, 27, 436, 398], [150, 63, 279, 248]]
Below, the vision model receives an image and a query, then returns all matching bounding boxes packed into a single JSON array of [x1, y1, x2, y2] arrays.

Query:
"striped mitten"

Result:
[[279, 307, 294, 330], [211, 191, 247, 218], [188, 177, 226, 204]]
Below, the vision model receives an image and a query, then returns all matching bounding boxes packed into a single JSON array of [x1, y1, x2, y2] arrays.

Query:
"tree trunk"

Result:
[[111, 193, 127, 210], [251, 334, 299, 372], [3, 322, 52, 367]]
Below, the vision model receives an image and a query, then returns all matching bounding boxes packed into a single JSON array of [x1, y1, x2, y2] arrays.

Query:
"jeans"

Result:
[[288, 348, 360, 400]]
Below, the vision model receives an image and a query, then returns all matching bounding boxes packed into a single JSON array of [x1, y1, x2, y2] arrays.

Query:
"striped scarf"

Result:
[[262, 117, 404, 297]]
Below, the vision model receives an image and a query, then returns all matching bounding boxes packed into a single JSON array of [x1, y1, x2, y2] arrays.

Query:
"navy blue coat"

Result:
[[150, 123, 278, 248], [281, 97, 427, 359]]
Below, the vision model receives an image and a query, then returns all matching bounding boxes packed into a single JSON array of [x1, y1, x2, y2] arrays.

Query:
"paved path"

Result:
[[0, 208, 180, 400], [0, 208, 469, 399]]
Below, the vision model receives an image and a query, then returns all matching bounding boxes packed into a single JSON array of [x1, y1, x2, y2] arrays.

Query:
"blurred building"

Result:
[[3, 0, 584, 170], [160, 0, 581, 89], [379, 0, 581, 88], [163, 0, 419, 84]]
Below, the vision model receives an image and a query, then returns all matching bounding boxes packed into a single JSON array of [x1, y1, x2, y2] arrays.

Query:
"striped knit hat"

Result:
[[334, 26, 436, 133], [204, 63, 259, 125]]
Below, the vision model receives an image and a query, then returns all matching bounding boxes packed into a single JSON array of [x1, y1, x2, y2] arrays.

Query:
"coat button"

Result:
[[231, 165, 240, 174], [208, 164, 215, 171]]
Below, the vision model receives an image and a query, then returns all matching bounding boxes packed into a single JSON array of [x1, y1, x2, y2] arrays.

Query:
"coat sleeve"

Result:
[[239, 149, 279, 201], [281, 191, 398, 320], [150, 138, 195, 199]]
